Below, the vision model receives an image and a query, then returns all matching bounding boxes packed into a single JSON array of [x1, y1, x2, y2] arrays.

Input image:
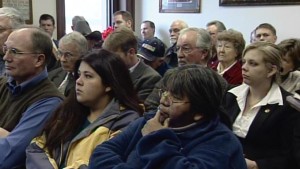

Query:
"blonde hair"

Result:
[[242, 42, 282, 83]]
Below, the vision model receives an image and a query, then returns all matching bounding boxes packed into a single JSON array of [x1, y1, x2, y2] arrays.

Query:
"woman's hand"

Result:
[[0, 127, 10, 137], [245, 158, 259, 169], [141, 109, 169, 136]]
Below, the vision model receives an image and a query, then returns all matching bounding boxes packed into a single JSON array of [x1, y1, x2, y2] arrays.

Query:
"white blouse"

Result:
[[228, 83, 283, 138]]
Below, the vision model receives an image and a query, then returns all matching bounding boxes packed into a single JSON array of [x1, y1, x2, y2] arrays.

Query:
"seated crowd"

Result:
[[0, 7, 299, 169]]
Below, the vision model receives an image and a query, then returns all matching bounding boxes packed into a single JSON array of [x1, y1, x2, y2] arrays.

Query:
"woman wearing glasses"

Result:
[[26, 49, 143, 169], [89, 64, 247, 169], [224, 42, 299, 169]]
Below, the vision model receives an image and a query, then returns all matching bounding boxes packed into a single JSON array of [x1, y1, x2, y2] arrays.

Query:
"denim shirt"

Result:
[[7, 69, 48, 96]]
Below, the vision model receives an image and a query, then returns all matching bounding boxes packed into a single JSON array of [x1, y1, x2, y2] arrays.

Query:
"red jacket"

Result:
[[212, 61, 243, 85]]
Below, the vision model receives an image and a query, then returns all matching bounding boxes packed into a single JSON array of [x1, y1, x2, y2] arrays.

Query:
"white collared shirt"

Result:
[[129, 58, 141, 73], [228, 83, 283, 138], [217, 61, 237, 75]]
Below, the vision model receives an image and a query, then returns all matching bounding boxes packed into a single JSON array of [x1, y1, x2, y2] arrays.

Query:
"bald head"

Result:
[[3, 27, 52, 84]]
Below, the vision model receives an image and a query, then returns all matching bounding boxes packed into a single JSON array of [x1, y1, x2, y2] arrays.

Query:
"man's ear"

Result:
[[127, 48, 136, 56], [201, 49, 209, 60], [35, 54, 46, 67], [274, 35, 277, 43], [127, 20, 132, 29]]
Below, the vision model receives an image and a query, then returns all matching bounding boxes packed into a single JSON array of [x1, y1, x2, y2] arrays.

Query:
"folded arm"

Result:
[[0, 97, 62, 169]]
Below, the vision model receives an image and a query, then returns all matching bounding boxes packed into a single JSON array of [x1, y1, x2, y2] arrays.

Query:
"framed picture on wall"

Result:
[[219, 0, 300, 6], [159, 0, 201, 13], [0, 0, 33, 24]]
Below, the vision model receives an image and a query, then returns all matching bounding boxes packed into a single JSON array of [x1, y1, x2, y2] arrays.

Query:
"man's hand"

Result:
[[0, 127, 10, 137], [141, 109, 169, 136]]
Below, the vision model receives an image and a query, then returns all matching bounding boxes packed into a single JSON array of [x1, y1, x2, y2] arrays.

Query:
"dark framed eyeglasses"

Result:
[[158, 89, 190, 104]]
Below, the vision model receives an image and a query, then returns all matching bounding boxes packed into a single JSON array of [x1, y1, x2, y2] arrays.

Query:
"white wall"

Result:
[[64, 0, 107, 34], [30, 0, 300, 45], [32, 0, 57, 38], [135, 0, 300, 47]]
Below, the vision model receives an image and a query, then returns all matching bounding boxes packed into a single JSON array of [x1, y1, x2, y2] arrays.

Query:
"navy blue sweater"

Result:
[[89, 112, 247, 169]]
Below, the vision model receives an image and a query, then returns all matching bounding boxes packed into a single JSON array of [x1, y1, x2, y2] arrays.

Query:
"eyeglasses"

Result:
[[158, 89, 190, 104], [57, 50, 76, 60], [3, 45, 39, 57], [175, 45, 200, 55]]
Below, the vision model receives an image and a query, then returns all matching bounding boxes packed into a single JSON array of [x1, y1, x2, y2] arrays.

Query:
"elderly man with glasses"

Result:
[[145, 27, 230, 111], [48, 31, 88, 96]]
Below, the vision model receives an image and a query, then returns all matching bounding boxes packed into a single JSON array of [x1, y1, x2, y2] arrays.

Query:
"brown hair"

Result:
[[113, 11, 133, 22], [102, 27, 137, 54], [277, 38, 300, 70], [43, 49, 143, 156], [255, 23, 277, 35], [217, 29, 245, 60]]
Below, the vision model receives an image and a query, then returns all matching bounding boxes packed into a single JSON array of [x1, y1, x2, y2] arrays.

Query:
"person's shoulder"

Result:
[[124, 111, 155, 126], [48, 67, 64, 77], [121, 116, 147, 132], [278, 85, 294, 102], [292, 70, 300, 75], [136, 61, 161, 78], [118, 108, 141, 121], [291, 70, 300, 79]]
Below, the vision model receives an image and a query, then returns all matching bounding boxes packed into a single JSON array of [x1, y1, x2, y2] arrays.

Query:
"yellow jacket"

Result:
[[26, 99, 140, 169]]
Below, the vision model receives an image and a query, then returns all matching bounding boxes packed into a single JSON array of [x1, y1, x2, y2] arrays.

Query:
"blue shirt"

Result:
[[0, 69, 63, 169]]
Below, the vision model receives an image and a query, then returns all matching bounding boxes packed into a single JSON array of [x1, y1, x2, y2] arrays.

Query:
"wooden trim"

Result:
[[126, 0, 135, 30], [56, 0, 65, 40]]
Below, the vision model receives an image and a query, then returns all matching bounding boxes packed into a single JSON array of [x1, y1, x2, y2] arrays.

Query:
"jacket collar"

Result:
[[229, 83, 283, 110]]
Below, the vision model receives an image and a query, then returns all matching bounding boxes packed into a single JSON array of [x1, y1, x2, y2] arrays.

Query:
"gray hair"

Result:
[[59, 31, 88, 56], [171, 19, 188, 29], [0, 7, 25, 28], [179, 27, 212, 60], [72, 15, 86, 27]]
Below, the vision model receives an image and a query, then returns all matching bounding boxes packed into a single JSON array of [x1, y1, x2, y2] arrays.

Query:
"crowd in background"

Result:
[[0, 6, 299, 169]]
